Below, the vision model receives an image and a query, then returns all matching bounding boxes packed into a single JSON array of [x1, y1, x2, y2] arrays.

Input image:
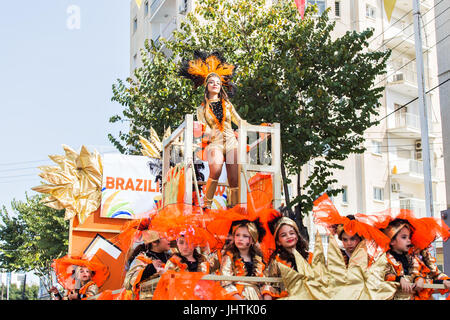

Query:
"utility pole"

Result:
[[412, 0, 434, 223], [21, 274, 27, 300], [434, 0, 450, 276], [6, 272, 10, 300]]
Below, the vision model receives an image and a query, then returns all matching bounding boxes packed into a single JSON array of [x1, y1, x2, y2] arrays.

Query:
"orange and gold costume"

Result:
[[164, 253, 210, 274], [78, 281, 98, 299], [220, 251, 266, 300], [196, 98, 242, 156], [261, 251, 312, 299], [384, 250, 421, 300], [412, 247, 449, 300], [123, 251, 169, 300]]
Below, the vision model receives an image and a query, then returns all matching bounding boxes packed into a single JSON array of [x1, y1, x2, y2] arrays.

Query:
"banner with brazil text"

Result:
[[101, 154, 162, 219]]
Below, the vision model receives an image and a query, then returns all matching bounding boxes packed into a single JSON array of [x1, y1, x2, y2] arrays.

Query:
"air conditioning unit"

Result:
[[392, 73, 404, 82], [179, 0, 187, 14], [416, 150, 423, 161], [391, 182, 401, 193], [415, 140, 422, 151]]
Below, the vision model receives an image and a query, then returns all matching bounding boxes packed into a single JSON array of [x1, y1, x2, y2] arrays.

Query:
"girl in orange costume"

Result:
[[381, 218, 421, 300], [179, 51, 243, 209], [51, 255, 109, 300], [220, 219, 266, 300]]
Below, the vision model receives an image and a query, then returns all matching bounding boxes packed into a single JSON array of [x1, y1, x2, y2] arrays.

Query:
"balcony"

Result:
[[390, 159, 437, 184], [399, 198, 445, 219], [395, 0, 432, 13], [386, 65, 419, 95], [387, 112, 436, 139], [152, 17, 177, 48], [149, 0, 176, 23], [386, 62, 433, 96], [383, 20, 429, 56]]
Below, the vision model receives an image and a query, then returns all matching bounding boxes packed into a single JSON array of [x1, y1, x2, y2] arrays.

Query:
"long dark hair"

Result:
[[125, 240, 161, 271]]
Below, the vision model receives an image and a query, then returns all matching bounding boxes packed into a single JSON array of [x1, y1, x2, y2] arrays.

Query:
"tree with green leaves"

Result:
[[0, 194, 69, 295], [0, 282, 39, 300], [109, 0, 390, 238]]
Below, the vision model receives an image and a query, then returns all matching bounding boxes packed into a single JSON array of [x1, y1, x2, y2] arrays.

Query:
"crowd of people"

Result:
[[50, 195, 450, 300]]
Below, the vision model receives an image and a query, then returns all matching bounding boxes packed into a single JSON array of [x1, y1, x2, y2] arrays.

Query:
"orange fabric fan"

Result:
[[203, 205, 280, 262], [152, 271, 234, 300], [313, 193, 391, 252], [52, 255, 110, 290], [386, 209, 450, 250], [149, 203, 220, 249]]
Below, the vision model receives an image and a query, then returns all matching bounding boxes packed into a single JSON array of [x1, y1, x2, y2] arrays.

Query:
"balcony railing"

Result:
[[150, 0, 165, 18], [391, 159, 436, 183], [399, 198, 445, 219], [394, 112, 420, 130], [152, 18, 177, 47]]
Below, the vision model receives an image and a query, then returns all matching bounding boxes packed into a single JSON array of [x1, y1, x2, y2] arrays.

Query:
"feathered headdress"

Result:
[[179, 50, 237, 96]]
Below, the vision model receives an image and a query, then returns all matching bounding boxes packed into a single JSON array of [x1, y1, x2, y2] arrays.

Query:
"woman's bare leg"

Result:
[[204, 147, 224, 208], [225, 148, 239, 207]]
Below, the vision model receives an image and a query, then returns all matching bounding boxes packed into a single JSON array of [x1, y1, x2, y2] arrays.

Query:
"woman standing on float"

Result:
[[180, 51, 243, 209]]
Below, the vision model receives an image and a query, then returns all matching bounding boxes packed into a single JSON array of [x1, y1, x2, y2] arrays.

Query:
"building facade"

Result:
[[129, 0, 447, 268]]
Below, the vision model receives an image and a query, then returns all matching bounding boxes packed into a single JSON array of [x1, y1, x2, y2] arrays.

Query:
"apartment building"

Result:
[[129, 0, 447, 268]]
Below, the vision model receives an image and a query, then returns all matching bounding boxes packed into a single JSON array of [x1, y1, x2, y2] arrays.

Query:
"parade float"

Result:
[[31, 50, 450, 301]]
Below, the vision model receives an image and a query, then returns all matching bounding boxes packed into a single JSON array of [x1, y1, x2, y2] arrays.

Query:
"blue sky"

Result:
[[0, 0, 131, 213]]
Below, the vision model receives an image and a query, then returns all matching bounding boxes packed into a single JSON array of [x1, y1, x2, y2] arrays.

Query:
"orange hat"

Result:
[[313, 193, 391, 251], [380, 209, 450, 250], [52, 255, 109, 290]]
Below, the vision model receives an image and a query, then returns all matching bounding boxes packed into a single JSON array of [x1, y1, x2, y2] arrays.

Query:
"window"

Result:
[[144, 1, 149, 16], [307, 0, 326, 15], [335, 1, 341, 17], [373, 187, 384, 201], [366, 4, 376, 19], [372, 140, 382, 155], [132, 53, 138, 71], [342, 186, 348, 204], [133, 17, 138, 34]]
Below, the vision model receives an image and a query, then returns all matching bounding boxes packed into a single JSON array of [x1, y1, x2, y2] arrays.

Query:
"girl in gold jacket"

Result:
[[164, 234, 210, 273], [219, 219, 266, 300], [262, 216, 311, 299]]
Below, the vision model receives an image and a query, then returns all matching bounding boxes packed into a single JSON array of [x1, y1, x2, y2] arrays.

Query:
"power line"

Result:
[[376, 32, 450, 87], [0, 167, 41, 173], [378, 77, 450, 122], [0, 160, 50, 167], [0, 174, 39, 180], [370, 0, 441, 51]]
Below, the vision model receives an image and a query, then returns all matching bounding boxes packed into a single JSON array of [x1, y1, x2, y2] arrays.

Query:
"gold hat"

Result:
[[274, 217, 300, 238], [382, 222, 411, 240], [141, 230, 160, 244]]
